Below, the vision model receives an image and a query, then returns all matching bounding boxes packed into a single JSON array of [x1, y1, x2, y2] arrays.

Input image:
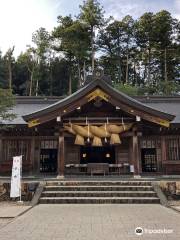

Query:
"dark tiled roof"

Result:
[[23, 79, 174, 122], [135, 96, 180, 124], [1, 96, 63, 125], [2, 92, 180, 125]]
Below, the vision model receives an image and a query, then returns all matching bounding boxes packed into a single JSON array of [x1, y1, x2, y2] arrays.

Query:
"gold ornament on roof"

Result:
[[86, 88, 109, 102], [28, 119, 40, 128]]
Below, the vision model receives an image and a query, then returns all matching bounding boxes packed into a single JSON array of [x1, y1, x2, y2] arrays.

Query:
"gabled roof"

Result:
[[22, 79, 175, 127]]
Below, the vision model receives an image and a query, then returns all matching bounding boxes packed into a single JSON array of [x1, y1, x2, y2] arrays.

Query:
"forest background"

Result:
[[0, 0, 179, 97]]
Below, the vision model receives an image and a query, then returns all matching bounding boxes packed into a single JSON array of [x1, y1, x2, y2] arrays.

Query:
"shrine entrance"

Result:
[[80, 146, 115, 164]]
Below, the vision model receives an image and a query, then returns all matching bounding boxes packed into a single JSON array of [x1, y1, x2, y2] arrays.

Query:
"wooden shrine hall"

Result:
[[1, 72, 180, 177]]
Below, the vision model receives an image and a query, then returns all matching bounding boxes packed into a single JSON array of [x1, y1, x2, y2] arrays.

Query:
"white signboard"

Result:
[[130, 165, 135, 173], [10, 156, 22, 198]]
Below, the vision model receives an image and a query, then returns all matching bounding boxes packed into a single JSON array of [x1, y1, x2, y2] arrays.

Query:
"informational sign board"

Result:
[[130, 164, 135, 173], [10, 156, 22, 198]]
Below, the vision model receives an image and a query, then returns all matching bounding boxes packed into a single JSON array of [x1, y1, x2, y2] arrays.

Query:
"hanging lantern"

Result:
[[106, 153, 111, 158]]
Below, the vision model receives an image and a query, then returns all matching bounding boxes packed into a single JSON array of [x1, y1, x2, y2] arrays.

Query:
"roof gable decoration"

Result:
[[23, 78, 175, 128], [86, 88, 110, 102]]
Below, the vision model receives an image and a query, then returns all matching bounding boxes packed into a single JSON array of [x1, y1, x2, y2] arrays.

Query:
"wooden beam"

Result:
[[1, 136, 58, 140], [57, 130, 65, 176], [63, 117, 134, 123]]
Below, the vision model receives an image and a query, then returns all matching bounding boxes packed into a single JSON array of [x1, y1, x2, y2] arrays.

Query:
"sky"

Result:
[[0, 0, 179, 57]]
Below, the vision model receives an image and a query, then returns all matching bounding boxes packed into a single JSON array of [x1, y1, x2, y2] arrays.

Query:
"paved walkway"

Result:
[[0, 206, 31, 218], [0, 204, 180, 240], [171, 205, 180, 213]]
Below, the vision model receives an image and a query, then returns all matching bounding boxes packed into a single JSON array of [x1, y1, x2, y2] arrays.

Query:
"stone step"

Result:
[[45, 181, 152, 186], [41, 190, 157, 198], [39, 197, 160, 204], [44, 185, 154, 191]]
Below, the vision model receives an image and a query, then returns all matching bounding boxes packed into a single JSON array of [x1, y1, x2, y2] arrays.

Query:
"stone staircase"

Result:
[[39, 181, 160, 204]]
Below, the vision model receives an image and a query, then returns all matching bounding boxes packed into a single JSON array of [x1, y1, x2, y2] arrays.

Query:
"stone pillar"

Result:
[[57, 130, 65, 178]]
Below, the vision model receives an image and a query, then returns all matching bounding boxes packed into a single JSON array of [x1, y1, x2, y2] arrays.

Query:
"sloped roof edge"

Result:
[[23, 79, 175, 122]]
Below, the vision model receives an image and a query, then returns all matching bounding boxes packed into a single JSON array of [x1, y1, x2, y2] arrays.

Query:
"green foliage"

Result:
[[32, 28, 50, 60], [79, 0, 105, 71], [0, 51, 7, 88], [53, 16, 90, 60], [0, 1, 179, 97], [79, 0, 105, 28], [114, 83, 139, 96], [0, 89, 15, 125], [157, 81, 180, 95]]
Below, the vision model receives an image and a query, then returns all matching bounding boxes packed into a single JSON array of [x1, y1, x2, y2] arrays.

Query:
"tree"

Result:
[[18, 48, 39, 96], [32, 27, 50, 96], [98, 19, 124, 83], [114, 83, 139, 96], [0, 51, 7, 88], [98, 16, 135, 84], [63, 19, 90, 88], [79, 0, 105, 72], [52, 16, 75, 95], [135, 12, 156, 85], [153, 11, 175, 83], [0, 89, 15, 127], [4, 46, 15, 90], [13, 53, 30, 96], [121, 15, 135, 84], [52, 16, 90, 94]]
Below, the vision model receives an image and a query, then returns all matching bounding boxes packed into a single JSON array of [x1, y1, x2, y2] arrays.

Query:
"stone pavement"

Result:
[[0, 206, 31, 218], [0, 218, 12, 230], [0, 204, 180, 240], [171, 205, 180, 213]]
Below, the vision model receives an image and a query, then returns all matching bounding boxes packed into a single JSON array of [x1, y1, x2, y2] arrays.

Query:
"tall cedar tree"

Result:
[[79, 0, 105, 72]]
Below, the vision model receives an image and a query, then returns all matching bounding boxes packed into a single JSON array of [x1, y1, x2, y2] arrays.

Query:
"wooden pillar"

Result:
[[161, 136, 166, 174], [0, 135, 2, 163], [131, 127, 140, 176], [57, 130, 65, 177], [30, 137, 35, 174], [33, 139, 40, 175], [161, 137, 166, 162]]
